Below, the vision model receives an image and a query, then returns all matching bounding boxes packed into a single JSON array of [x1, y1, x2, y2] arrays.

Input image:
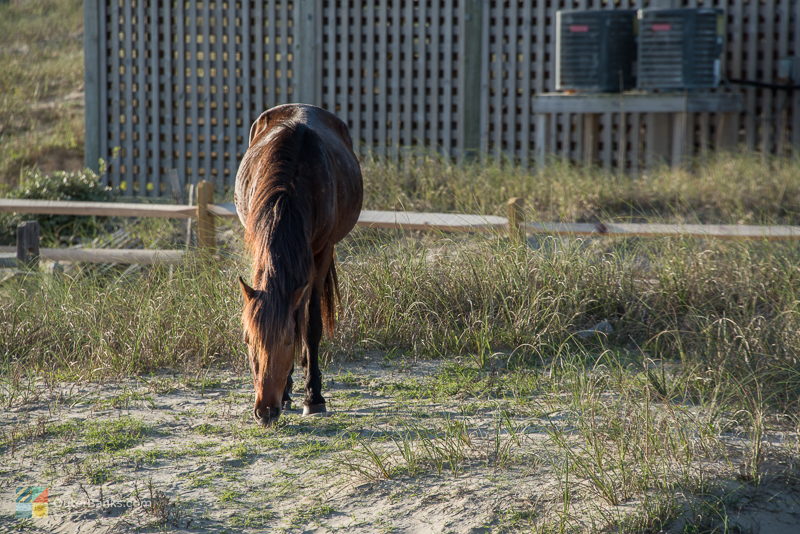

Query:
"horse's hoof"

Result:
[[282, 400, 293, 412], [303, 403, 327, 416]]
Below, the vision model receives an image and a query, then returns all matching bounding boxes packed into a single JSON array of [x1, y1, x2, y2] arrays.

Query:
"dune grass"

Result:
[[2, 226, 798, 416], [0, 0, 84, 190], [360, 151, 800, 225]]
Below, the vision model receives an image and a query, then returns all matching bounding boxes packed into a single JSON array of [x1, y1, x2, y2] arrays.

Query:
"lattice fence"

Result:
[[317, 0, 466, 158], [84, 0, 800, 195], [85, 0, 294, 195]]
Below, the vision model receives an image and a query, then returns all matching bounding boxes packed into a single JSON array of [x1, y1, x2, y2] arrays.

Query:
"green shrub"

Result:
[[0, 168, 116, 245]]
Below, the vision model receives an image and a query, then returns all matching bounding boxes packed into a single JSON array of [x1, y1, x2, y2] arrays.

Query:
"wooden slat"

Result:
[[322, 0, 334, 112], [358, 210, 508, 233], [414, 0, 425, 149], [630, 112, 640, 176], [150, 0, 161, 195], [519, 0, 532, 167], [478, 0, 490, 157], [530, 0, 545, 164], [122, 0, 134, 195], [280, 1, 290, 101], [491, 0, 501, 161], [0, 199, 196, 219], [728, 0, 744, 149], [794, 1, 800, 150], [532, 93, 744, 114], [201, 1, 212, 188], [256, 0, 265, 112], [0, 247, 185, 265], [136, 0, 147, 196], [213, 0, 225, 189], [176, 4, 187, 189], [377, 0, 388, 155], [337, 0, 349, 123], [162, 1, 174, 190], [402, 1, 412, 151], [390, 0, 401, 159], [504, 0, 517, 162], [109, 0, 121, 189], [188, 7, 200, 186], [226, 0, 238, 182], [364, 1, 375, 151], [601, 112, 612, 171], [442, 0, 454, 156], [524, 222, 800, 241], [98, 1, 108, 178], [353, 1, 364, 146], [744, 0, 758, 150], [774, 0, 790, 154], [430, 0, 441, 153], [557, 2, 573, 167], [83, 0, 101, 172], [241, 0, 251, 127], [760, 0, 776, 155]]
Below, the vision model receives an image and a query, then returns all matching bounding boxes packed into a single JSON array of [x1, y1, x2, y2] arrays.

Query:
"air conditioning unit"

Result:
[[556, 9, 637, 93], [637, 8, 725, 90]]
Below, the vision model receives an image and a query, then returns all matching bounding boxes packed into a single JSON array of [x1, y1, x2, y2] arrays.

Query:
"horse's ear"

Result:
[[238, 276, 256, 301], [249, 110, 274, 145]]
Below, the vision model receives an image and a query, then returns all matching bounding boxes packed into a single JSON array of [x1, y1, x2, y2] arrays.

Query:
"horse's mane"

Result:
[[239, 121, 318, 360]]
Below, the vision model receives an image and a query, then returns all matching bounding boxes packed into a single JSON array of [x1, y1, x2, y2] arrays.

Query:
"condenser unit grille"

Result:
[[638, 8, 723, 90], [556, 10, 637, 93]]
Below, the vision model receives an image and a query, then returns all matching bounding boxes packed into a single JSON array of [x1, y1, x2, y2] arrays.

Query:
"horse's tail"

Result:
[[320, 248, 340, 337]]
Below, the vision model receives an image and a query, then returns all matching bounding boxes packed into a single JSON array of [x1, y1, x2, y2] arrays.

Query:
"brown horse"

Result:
[[235, 104, 363, 426]]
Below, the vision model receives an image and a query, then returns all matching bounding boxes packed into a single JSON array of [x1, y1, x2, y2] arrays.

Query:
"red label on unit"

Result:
[[652, 24, 672, 31], [569, 25, 589, 32]]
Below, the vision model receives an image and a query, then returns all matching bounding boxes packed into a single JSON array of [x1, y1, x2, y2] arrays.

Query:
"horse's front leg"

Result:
[[302, 286, 326, 415], [282, 364, 294, 411]]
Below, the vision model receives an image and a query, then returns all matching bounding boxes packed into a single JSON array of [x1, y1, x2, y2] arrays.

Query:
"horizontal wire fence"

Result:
[[84, 0, 799, 195]]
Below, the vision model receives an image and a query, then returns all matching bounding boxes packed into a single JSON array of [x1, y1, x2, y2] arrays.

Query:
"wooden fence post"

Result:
[[16, 221, 40, 269], [196, 181, 216, 252], [506, 197, 525, 243]]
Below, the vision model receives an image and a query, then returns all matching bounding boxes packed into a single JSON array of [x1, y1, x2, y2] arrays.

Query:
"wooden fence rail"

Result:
[[2, 181, 800, 266]]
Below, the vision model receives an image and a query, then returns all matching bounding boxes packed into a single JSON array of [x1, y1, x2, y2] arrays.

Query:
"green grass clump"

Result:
[[0, 0, 84, 189], [84, 416, 151, 452]]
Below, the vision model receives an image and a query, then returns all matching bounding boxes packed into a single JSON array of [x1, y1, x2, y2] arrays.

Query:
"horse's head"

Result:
[[239, 276, 306, 426]]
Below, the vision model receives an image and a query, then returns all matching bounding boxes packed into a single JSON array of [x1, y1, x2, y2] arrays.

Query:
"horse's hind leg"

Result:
[[302, 287, 326, 415], [282, 365, 294, 411]]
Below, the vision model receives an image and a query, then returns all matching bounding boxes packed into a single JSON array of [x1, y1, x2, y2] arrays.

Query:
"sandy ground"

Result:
[[2, 355, 799, 533]]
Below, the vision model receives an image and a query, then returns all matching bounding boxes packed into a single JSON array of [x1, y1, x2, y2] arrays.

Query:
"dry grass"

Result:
[[361, 152, 800, 225], [0, 0, 84, 190]]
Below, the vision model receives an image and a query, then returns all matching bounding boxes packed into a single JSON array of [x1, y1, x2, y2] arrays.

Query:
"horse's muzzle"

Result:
[[254, 406, 281, 426]]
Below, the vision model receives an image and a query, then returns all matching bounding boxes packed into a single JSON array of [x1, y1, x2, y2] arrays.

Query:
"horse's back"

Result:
[[235, 104, 363, 244]]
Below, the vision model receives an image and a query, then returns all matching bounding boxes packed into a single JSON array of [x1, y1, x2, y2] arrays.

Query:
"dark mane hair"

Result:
[[239, 121, 320, 359]]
